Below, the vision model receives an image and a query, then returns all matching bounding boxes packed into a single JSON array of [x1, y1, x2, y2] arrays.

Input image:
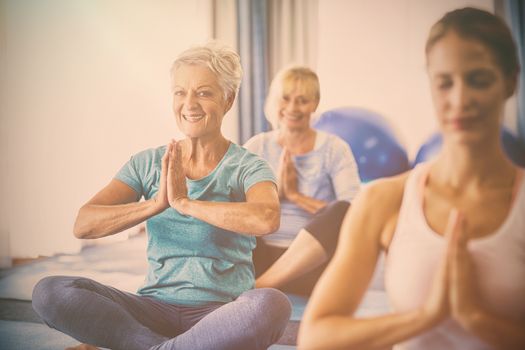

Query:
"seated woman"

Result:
[[299, 7, 525, 350], [244, 66, 361, 295], [31, 42, 291, 350]]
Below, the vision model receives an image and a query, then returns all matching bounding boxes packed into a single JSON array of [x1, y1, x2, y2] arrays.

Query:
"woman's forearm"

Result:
[[287, 192, 327, 214], [73, 199, 161, 239], [174, 199, 280, 236], [459, 310, 525, 349], [299, 308, 437, 350]]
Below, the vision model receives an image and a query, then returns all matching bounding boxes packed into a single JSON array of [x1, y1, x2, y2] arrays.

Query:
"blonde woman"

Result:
[[245, 66, 360, 295]]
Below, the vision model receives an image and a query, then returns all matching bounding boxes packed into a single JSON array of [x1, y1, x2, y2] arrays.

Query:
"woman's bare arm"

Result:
[[448, 214, 525, 350], [171, 181, 280, 236], [166, 142, 280, 236], [286, 192, 327, 214], [459, 310, 525, 349], [73, 148, 170, 239], [298, 175, 446, 350], [73, 179, 163, 239]]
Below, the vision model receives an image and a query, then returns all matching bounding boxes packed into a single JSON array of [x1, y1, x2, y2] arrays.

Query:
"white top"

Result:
[[244, 130, 360, 246], [385, 163, 525, 349]]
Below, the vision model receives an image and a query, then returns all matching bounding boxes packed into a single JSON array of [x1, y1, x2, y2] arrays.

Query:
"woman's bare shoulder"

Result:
[[357, 171, 411, 248], [359, 171, 410, 212]]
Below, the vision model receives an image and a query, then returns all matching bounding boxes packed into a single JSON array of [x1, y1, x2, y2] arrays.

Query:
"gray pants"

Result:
[[32, 276, 291, 350]]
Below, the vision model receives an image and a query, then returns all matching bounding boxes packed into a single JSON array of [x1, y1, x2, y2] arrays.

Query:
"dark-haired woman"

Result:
[[299, 7, 525, 350]]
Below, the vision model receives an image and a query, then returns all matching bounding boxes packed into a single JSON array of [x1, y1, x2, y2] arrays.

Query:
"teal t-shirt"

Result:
[[115, 142, 276, 306]]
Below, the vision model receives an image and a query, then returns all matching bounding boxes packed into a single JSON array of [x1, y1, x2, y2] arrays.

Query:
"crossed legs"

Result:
[[255, 200, 350, 294], [32, 276, 291, 350]]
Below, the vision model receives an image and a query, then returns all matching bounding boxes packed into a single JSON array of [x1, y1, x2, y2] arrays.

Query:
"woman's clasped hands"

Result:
[[277, 149, 299, 201], [153, 140, 189, 214], [424, 208, 484, 330]]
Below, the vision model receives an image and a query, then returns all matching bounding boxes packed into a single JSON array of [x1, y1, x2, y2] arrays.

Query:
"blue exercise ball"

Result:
[[413, 133, 442, 166], [413, 128, 525, 167], [314, 107, 410, 183]]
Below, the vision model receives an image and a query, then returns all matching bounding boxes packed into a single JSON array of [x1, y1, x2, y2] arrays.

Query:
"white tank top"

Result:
[[385, 163, 525, 350]]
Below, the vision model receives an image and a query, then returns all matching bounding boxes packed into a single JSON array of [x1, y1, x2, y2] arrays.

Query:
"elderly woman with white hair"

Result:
[[31, 43, 291, 350]]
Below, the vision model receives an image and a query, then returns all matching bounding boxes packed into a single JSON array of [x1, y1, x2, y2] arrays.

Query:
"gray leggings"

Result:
[[32, 276, 291, 350]]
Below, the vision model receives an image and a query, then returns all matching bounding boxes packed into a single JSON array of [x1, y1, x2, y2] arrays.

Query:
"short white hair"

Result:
[[170, 42, 243, 101]]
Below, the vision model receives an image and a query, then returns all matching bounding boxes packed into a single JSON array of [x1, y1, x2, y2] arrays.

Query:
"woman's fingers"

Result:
[[167, 140, 188, 210], [445, 208, 461, 243], [162, 143, 170, 162], [284, 150, 293, 169], [446, 208, 463, 290], [445, 208, 468, 261], [153, 142, 172, 211], [168, 140, 182, 173], [446, 209, 481, 326], [161, 143, 170, 178], [446, 208, 468, 272], [175, 141, 182, 161], [420, 208, 465, 325], [422, 241, 450, 325]]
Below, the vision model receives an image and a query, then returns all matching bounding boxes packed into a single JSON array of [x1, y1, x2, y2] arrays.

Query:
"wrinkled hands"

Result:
[[153, 140, 188, 214], [152, 144, 171, 212], [167, 140, 189, 212], [423, 209, 483, 328], [278, 150, 299, 201]]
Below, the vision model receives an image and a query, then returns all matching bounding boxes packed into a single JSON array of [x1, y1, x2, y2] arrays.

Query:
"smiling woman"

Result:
[[169, 45, 240, 144], [31, 42, 291, 350], [244, 66, 360, 296], [171, 65, 231, 142]]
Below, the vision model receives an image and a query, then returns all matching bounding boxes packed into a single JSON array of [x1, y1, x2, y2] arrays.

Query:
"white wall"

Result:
[[3, 0, 511, 260], [1, 0, 230, 258], [316, 0, 494, 158], [212, 0, 239, 143]]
